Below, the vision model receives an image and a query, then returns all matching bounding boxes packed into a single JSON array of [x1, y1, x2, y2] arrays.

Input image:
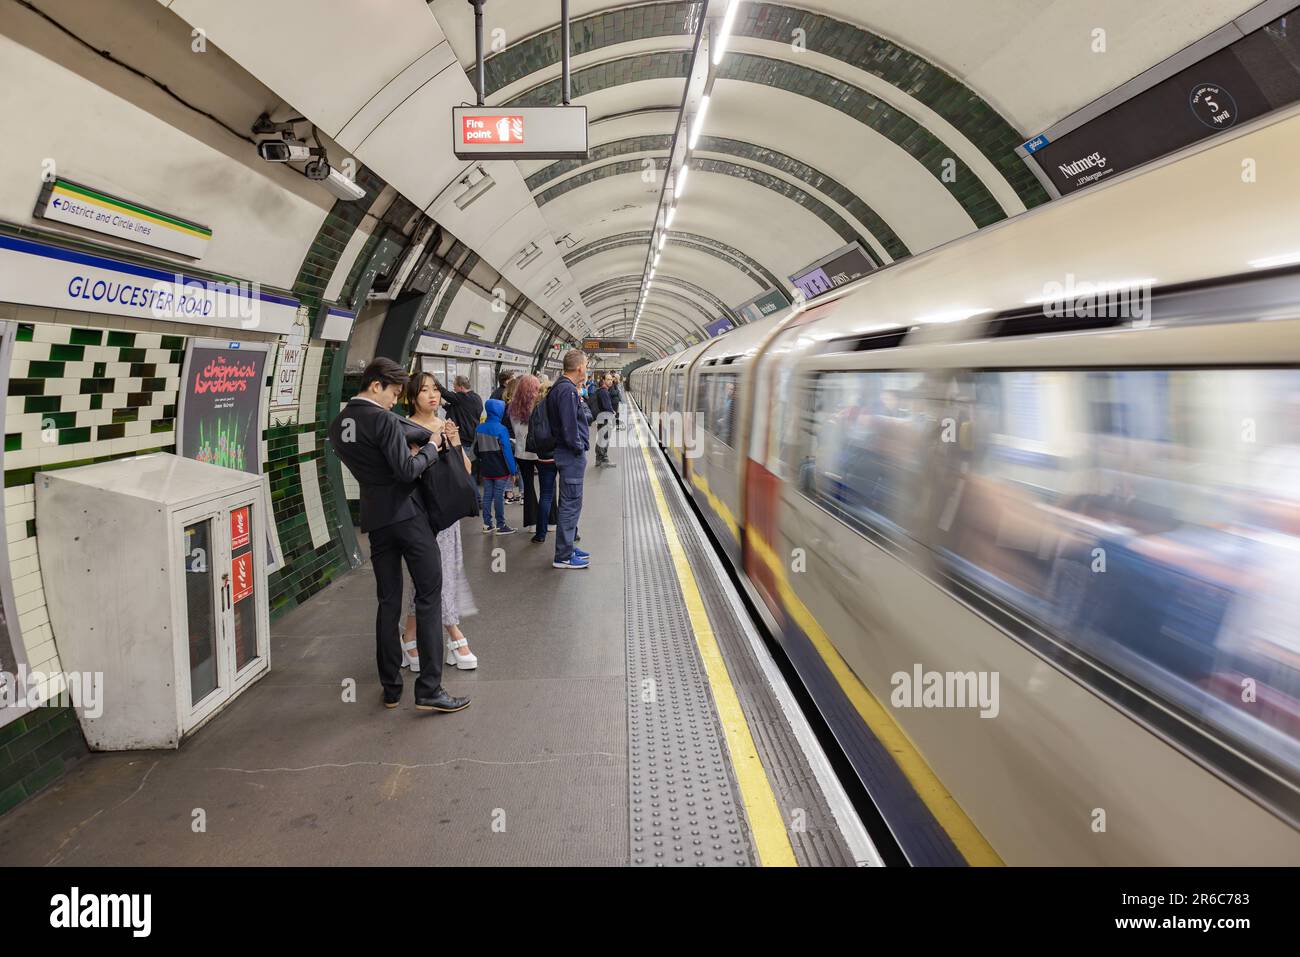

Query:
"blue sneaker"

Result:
[[573, 548, 590, 559], [553, 555, 590, 569]]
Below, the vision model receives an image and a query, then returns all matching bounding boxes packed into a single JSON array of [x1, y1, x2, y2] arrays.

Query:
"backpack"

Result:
[[527, 400, 556, 457]]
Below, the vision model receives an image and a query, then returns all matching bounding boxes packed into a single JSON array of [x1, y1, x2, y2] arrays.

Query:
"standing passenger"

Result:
[[475, 398, 519, 535], [546, 350, 591, 568]]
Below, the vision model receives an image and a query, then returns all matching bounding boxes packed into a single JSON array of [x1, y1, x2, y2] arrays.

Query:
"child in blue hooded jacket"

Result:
[[475, 398, 519, 535]]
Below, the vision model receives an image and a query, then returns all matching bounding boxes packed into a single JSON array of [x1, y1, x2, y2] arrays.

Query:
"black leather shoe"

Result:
[[382, 691, 401, 709], [414, 688, 471, 713]]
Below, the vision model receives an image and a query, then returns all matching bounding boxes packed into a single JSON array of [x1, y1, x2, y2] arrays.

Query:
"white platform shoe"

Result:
[[400, 637, 420, 671], [445, 636, 478, 670]]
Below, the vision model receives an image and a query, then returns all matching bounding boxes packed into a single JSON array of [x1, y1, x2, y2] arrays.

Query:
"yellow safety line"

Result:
[[633, 415, 798, 867], [745, 528, 1003, 866]]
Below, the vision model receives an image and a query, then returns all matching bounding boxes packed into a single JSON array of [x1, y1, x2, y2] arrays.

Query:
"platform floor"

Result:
[[0, 412, 863, 866]]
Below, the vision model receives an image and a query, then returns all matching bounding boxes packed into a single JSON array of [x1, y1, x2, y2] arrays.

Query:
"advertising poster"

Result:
[[177, 342, 266, 471], [177, 339, 283, 571]]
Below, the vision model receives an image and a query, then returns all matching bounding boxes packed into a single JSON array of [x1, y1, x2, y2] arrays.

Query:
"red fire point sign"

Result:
[[232, 552, 253, 604], [461, 115, 524, 145], [230, 506, 250, 550]]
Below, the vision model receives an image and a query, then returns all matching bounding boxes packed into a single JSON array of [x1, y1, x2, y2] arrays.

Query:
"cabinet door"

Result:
[[222, 493, 269, 687], [176, 508, 228, 725]]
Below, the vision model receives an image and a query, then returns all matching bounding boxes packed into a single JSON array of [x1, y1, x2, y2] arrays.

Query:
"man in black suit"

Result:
[[328, 358, 469, 714]]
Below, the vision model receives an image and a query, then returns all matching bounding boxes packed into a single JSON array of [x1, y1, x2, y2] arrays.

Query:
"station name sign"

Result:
[[582, 338, 637, 353], [452, 106, 589, 160]]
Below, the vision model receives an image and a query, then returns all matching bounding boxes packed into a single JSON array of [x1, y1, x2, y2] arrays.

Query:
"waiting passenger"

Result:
[[508, 375, 544, 531], [475, 398, 519, 535], [326, 358, 468, 713], [546, 349, 591, 568], [594, 374, 616, 468], [400, 373, 478, 671], [490, 370, 515, 402], [610, 374, 623, 430]]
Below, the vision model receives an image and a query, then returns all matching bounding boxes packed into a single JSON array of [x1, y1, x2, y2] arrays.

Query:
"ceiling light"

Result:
[[713, 0, 741, 66], [659, 234, 666, 251], [654, 252, 660, 267], [453, 166, 496, 210], [665, 205, 676, 228], [675, 164, 690, 199], [689, 95, 710, 149]]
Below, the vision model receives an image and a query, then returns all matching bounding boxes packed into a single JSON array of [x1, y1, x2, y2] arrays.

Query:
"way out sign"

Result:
[[452, 106, 588, 160]]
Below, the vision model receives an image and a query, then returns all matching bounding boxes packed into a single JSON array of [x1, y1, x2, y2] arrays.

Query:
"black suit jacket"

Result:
[[328, 398, 438, 532]]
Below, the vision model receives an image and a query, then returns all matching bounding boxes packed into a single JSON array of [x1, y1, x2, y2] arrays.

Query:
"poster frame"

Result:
[[176, 338, 284, 572]]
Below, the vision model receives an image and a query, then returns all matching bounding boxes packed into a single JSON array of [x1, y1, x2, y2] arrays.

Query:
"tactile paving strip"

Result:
[[624, 436, 755, 867], [646, 438, 858, 867]]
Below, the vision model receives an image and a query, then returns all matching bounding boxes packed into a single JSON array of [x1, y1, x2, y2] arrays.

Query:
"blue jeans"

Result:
[[535, 460, 558, 540], [481, 477, 509, 529], [554, 449, 585, 561]]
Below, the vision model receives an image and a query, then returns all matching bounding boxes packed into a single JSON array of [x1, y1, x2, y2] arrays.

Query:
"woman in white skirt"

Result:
[[400, 373, 479, 670]]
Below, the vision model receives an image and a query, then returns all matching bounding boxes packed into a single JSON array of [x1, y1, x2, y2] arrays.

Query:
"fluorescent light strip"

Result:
[[665, 205, 676, 228], [675, 164, 690, 199], [689, 95, 710, 149], [713, 0, 741, 66]]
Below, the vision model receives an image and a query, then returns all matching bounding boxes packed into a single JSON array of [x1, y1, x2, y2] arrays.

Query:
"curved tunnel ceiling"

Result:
[[426, 0, 1266, 357]]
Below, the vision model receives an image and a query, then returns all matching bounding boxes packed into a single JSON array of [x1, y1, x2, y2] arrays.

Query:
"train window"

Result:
[[711, 374, 739, 447], [695, 374, 711, 426], [801, 370, 928, 540], [934, 367, 1300, 779], [672, 372, 685, 415]]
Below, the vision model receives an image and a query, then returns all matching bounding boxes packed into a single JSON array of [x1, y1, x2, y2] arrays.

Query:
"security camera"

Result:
[[257, 136, 313, 163], [303, 157, 331, 181], [321, 167, 366, 202]]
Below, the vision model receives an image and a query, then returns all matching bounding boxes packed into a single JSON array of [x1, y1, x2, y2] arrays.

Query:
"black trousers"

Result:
[[369, 516, 443, 699], [519, 458, 539, 528]]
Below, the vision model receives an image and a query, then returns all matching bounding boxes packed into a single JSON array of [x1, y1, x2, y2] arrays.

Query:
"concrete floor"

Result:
[[0, 446, 630, 866]]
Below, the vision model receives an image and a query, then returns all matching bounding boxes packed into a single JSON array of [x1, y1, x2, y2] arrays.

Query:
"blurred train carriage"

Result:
[[629, 103, 1300, 865]]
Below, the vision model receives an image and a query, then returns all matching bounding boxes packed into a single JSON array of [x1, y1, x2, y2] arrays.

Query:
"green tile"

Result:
[[89, 394, 103, 411], [8, 379, 42, 397], [23, 396, 58, 414], [20, 755, 67, 795], [0, 780, 27, 816], [151, 419, 173, 434], [57, 427, 91, 445], [49, 344, 84, 362], [160, 335, 184, 350], [69, 328, 103, 346], [118, 348, 146, 363], [111, 407, 139, 424], [4, 434, 19, 452], [16, 323, 33, 342], [25, 518, 35, 538], [93, 362, 106, 378], [0, 716, 27, 748], [106, 331, 135, 347]]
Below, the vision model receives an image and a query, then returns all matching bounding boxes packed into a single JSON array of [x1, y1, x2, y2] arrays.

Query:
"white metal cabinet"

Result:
[[36, 453, 271, 749]]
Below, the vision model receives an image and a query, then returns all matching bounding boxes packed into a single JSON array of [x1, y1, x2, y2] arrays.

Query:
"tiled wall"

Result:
[[0, 305, 353, 811]]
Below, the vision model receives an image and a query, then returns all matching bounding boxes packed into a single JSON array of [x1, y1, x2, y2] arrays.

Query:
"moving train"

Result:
[[630, 104, 1300, 865]]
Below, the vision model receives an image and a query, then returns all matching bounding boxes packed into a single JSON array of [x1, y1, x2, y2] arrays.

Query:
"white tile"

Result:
[[144, 349, 173, 364], [61, 395, 92, 412], [8, 537, 37, 560], [32, 324, 70, 343], [46, 378, 81, 396], [119, 378, 143, 393], [152, 429, 175, 447], [108, 437, 135, 455], [102, 393, 127, 408], [134, 333, 162, 348], [297, 432, 316, 454], [11, 570, 43, 597], [7, 396, 27, 416], [3, 448, 40, 470], [14, 587, 43, 615], [5, 521, 27, 543], [62, 361, 94, 378], [13, 340, 52, 360], [8, 554, 40, 579], [8, 361, 27, 378], [164, 377, 180, 391], [5, 500, 35, 524], [125, 420, 150, 437], [105, 363, 131, 378], [25, 639, 57, 669], [37, 444, 72, 466]]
